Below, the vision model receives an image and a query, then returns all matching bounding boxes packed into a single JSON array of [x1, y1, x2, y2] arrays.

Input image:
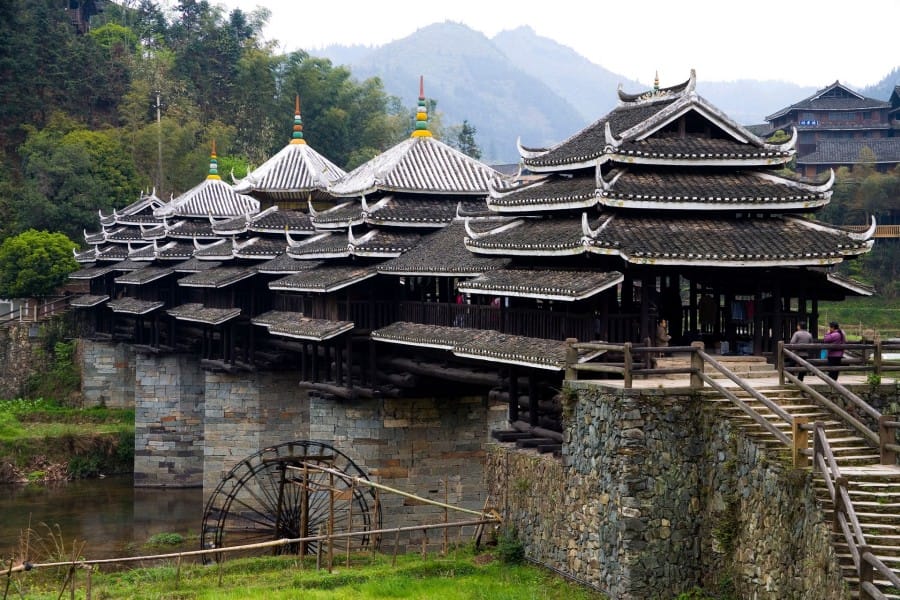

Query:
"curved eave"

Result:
[[285, 248, 351, 260], [485, 196, 598, 214], [463, 239, 585, 257], [596, 198, 829, 211], [451, 349, 563, 372], [523, 156, 604, 173], [583, 243, 868, 266], [363, 217, 449, 228], [349, 248, 406, 258], [268, 272, 377, 294], [267, 322, 355, 342], [826, 273, 874, 296], [608, 154, 793, 167]]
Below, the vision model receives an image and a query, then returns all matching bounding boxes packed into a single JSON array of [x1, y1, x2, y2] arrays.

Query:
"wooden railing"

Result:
[[779, 341, 900, 466], [804, 420, 900, 599], [0, 296, 71, 324]]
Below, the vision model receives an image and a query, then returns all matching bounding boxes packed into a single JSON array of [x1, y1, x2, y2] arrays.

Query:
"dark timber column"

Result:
[[528, 374, 538, 427], [639, 278, 650, 343], [508, 367, 519, 423], [689, 279, 698, 335]]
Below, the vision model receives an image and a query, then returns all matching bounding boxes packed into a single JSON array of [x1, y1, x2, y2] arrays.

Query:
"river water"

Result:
[[0, 476, 202, 562]]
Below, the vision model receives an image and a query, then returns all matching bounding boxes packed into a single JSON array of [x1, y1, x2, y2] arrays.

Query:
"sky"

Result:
[[200, 0, 899, 89]]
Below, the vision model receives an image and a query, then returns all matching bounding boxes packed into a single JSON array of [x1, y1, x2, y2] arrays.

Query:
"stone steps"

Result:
[[705, 384, 900, 598]]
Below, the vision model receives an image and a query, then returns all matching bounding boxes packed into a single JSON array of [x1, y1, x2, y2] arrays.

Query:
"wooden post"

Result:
[[792, 417, 810, 468], [858, 545, 874, 600], [777, 340, 785, 386], [508, 367, 519, 423], [879, 415, 897, 466], [690, 342, 704, 390], [421, 529, 427, 559], [328, 471, 334, 572], [873, 339, 882, 377], [564, 339, 577, 381], [832, 476, 847, 533], [346, 480, 354, 567], [443, 478, 449, 556], [623, 342, 633, 389]]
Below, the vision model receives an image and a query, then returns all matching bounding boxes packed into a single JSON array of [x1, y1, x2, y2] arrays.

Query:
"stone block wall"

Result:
[[311, 392, 507, 549], [486, 384, 848, 599], [80, 339, 135, 408], [0, 321, 50, 399], [133, 352, 205, 487], [202, 370, 308, 496]]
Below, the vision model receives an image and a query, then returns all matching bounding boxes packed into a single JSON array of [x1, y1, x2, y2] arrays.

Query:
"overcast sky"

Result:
[[202, 0, 897, 89]]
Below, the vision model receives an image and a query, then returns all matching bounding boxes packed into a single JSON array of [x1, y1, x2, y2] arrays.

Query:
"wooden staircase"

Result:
[[704, 385, 900, 598]]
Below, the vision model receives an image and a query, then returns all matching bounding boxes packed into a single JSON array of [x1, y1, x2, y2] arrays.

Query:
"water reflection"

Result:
[[0, 475, 202, 560]]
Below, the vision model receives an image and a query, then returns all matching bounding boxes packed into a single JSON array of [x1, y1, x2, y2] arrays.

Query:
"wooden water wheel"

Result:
[[200, 440, 380, 563]]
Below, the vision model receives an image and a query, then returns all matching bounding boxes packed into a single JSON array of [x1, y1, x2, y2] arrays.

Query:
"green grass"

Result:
[[0, 398, 134, 479], [818, 296, 900, 340], [5, 549, 608, 600]]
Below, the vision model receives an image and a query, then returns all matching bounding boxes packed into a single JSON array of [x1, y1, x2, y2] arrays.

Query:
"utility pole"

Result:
[[154, 91, 164, 196]]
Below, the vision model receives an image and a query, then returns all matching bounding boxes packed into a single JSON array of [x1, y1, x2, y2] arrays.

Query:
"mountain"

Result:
[[317, 22, 893, 165], [318, 21, 587, 164]]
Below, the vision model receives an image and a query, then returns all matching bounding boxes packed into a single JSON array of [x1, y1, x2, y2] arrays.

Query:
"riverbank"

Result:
[[0, 398, 133, 483]]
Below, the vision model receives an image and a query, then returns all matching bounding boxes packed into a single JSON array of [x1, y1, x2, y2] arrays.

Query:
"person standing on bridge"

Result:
[[823, 321, 846, 381], [788, 321, 814, 381]]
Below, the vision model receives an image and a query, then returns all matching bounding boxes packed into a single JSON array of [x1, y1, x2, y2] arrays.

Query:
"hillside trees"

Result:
[[0, 0, 405, 246], [0, 230, 78, 298]]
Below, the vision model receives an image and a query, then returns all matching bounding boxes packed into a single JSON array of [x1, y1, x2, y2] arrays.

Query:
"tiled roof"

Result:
[[465, 213, 873, 266], [363, 196, 460, 227], [164, 219, 218, 239], [167, 303, 241, 325], [69, 264, 118, 280], [84, 230, 106, 244], [96, 245, 133, 261], [249, 209, 315, 234], [155, 241, 196, 261], [233, 237, 286, 259], [74, 247, 99, 263], [255, 254, 323, 275], [68, 294, 109, 308], [268, 264, 378, 293], [330, 137, 505, 197], [155, 178, 259, 218], [349, 229, 421, 257], [611, 136, 792, 162], [372, 322, 572, 370], [377, 222, 509, 276], [487, 175, 597, 212], [798, 139, 900, 165], [285, 232, 350, 259], [106, 259, 149, 271], [140, 223, 166, 240], [372, 322, 490, 350], [252, 310, 354, 341], [597, 168, 830, 209], [107, 298, 165, 315], [210, 213, 249, 235], [99, 192, 165, 226], [115, 267, 174, 285], [232, 142, 346, 197], [766, 81, 890, 121], [458, 268, 623, 301], [105, 227, 144, 242], [464, 217, 584, 256], [522, 100, 676, 168], [171, 258, 222, 273], [178, 266, 256, 288], [309, 201, 363, 229], [193, 239, 234, 260]]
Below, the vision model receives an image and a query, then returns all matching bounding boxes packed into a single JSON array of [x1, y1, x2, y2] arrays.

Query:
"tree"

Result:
[[0, 230, 78, 298], [447, 120, 482, 159]]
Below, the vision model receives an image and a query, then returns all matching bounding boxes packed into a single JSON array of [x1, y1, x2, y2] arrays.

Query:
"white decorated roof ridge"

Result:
[[155, 176, 260, 219], [329, 135, 506, 197], [99, 189, 165, 222], [232, 142, 347, 195]]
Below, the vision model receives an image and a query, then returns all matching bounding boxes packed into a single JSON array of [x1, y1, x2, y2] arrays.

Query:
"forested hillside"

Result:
[[0, 0, 413, 243]]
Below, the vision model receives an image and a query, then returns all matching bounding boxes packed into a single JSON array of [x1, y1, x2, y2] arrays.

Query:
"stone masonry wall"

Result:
[[133, 352, 205, 487], [202, 370, 308, 497], [0, 321, 48, 399], [486, 384, 848, 599], [80, 339, 135, 408], [311, 392, 508, 550]]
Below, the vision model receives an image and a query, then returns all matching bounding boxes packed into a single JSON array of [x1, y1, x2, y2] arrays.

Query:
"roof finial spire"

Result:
[[290, 94, 306, 145], [410, 75, 433, 138], [654, 71, 659, 91], [207, 140, 221, 180]]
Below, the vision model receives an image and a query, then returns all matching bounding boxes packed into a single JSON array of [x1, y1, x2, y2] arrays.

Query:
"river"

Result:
[[0, 475, 202, 562]]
